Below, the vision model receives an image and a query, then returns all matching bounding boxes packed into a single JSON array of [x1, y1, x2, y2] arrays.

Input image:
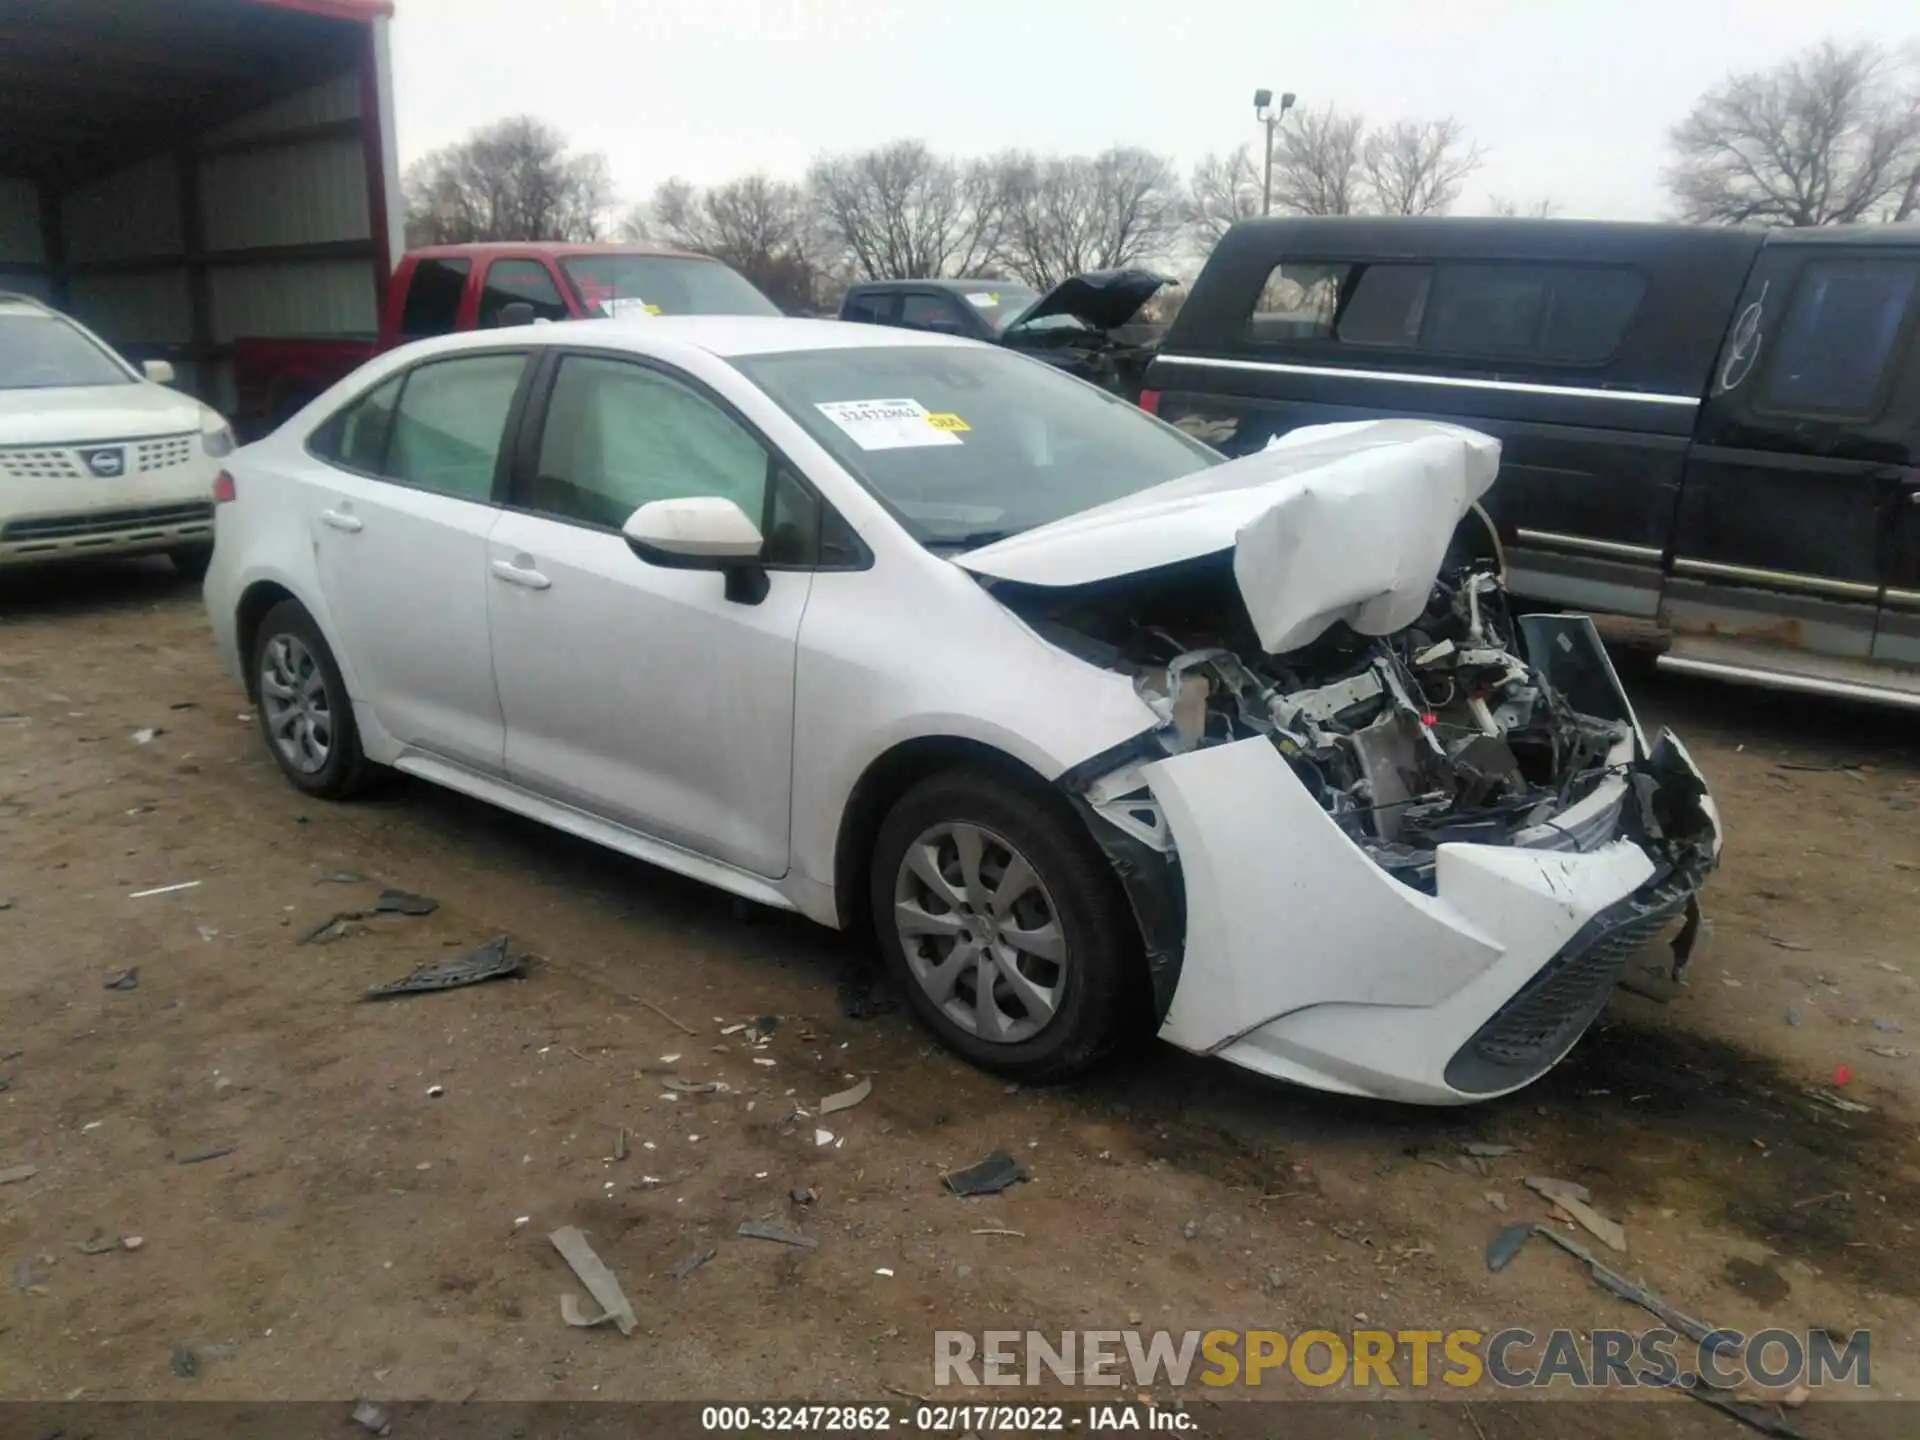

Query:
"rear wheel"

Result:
[[169, 544, 213, 581], [250, 599, 372, 799], [870, 770, 1145, 1081]]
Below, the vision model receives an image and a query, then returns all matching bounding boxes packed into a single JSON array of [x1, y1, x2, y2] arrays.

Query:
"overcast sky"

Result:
[[386, 0, 1916, 222]]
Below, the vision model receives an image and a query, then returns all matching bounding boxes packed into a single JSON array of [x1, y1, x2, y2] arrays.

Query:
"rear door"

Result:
[[1670, 245, 1920, 661]]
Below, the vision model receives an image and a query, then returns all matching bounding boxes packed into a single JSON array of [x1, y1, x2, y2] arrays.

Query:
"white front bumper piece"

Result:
[[1144, 733, 1713, 1105]]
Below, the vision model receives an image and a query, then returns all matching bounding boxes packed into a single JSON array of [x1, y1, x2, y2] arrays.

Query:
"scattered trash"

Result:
[[550, 1226, 637, 1336], [753, 1057, 777, 1067], [1525, 1176, 1626, 1252], [1535, 1225, 1737, 1362], [363, 936, 526, 999], [1872, 1019, 1904, 1032], [169, 701, 197, 711], [790, 1187, 817, 1206], [1765, 936, 1813, 952], [76, 1233, 118, 1256], [170, 1344, 198, 1377], [971, 1228, 1026, 1238], [663, 1077, 718, 1095], [613, 1129, 629, 1161], [1784, 1006, 1803, 1028], [640, 999, 698, 1035], [1802, 1088, 1872, 1115], [299, 911, 367, 944], [1777, 761, 1858, 773], [875, 1267, 895, 1277], [668, 1247, 716, 1279], [426, 1085, 445, 1099], [819, 1077, 873, 1116], [351, 1400, 392, 1436], [737, 1218, 818, 1249], [1681, 1380, 1806, 1438], [943, 1151, 1029, 1198], [104, 968, 140, 991], [1868, 1045, 1911, 1059], [129, 881, 200, 899], [1485, 1223, 1536, 1273], [1459, 1142, 1516, 1158], [814, 1129, 835, 1147], [177, 1146, 236, 1166], [372, 889, 439, 916], [1832, 1064, 1854, 1087], [123, 1236, 144, 1251], [315, 870, 365, 885], [720, 1022, 748, 1036], [1485, 1191, 1508, 1213], [1720, 976, 1744, 988], [0, 1164, 37, 1186], [132, 728, 162, 745]]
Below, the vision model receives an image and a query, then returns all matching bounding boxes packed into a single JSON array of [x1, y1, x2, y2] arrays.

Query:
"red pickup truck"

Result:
[[232, 242, 779, 436]]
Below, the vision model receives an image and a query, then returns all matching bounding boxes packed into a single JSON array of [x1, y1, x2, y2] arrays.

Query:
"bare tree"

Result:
[[1666, 39, 1920, 226], [1361, 118, 1486, 216], [992, 147, 1183, 287], [805, 141, 1003, 280], [1184, 145, 1262, 246], [404, 116, 615, 245], [1487, 194, 1561, 218], [1268, 105, 1368, 216], [630, 173, 821, 311]]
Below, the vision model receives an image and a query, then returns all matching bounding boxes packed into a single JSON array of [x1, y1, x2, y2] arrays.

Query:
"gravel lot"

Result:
[[2, 559, 1917, 1436]]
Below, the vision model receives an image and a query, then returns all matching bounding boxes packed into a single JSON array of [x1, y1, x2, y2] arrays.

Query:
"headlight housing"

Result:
[[200, 410, 236, 458]]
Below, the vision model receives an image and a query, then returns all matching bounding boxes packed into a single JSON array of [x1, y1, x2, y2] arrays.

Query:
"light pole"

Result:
[[1253, 88, 1296, 216]]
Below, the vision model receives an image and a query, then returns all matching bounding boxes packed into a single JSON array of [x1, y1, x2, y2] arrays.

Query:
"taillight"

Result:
[[212, 470, 236, 504], [1137, 388, 1162, 415]]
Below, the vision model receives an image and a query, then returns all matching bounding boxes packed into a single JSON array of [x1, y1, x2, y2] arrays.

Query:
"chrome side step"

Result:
[[1656, 653, 1920, 710]]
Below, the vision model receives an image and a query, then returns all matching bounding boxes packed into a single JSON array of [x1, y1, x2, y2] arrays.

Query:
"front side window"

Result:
[[1246, 261, 1350, 344], [0, 311, 132, 389], [386, 353, 526, 501], [398, 258, 471, 339], [525, 355, 771, 530], [479, 259, 569, 327], [900, 293, 965, 334], [1760, 259, 1918, 416], [734, 345, 1220, 549]]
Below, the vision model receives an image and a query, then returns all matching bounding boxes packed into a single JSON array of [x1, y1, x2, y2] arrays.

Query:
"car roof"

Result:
[[846, 278, 1032, 292], [401, 315, 981, 362], [406, 242, 719, 262]]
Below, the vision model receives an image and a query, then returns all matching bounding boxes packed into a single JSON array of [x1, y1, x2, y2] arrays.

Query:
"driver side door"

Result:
[[484, 351, 816, 877]]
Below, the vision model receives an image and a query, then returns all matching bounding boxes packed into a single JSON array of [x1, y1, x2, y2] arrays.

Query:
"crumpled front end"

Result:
[[1034, 551, 1721, 1105]]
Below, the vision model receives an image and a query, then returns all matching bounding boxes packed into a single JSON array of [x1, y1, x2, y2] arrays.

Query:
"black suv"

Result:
[[1141, 217, 1920, 710]]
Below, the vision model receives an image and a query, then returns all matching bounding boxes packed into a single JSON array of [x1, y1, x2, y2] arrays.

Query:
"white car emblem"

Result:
[[81, 447, 125, 477]]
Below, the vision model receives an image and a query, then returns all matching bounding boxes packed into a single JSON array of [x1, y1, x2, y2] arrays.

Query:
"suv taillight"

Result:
[[212, 471, 236, 504], [1137, 388, 1162, 415]]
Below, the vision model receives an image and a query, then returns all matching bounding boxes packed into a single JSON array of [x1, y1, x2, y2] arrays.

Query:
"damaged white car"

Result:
[[205, 320, 1721, 1105]]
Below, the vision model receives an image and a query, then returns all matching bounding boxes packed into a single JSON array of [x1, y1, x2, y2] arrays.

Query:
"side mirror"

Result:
[[621, 496, 769, 604], [143, 359, 177, 385], [494, 301, 536, 328]]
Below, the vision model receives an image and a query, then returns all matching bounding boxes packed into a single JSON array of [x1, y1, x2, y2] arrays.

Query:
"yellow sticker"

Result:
[[925, 412, 971, 432], [644, 302, 663, 315]]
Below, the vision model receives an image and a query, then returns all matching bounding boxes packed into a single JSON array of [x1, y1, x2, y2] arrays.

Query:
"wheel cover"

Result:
[[892, 821, 1068, 1044], [259, 633, 333, 775]]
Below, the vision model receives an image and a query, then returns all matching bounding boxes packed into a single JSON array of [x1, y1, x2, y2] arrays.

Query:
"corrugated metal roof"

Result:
[[245, 0, 394, 19]]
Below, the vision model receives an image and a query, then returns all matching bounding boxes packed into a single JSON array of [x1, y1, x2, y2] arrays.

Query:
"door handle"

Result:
[[320, 509, 362, 534], [490, 557, 551, 590]]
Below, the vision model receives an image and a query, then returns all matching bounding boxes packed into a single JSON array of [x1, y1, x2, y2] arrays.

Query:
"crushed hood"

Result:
[[955, 419, 1502, 654], [1006, 268, 1172, 333]]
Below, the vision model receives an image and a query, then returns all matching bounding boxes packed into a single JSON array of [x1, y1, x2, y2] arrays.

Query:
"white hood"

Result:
[[955, 419, 1502, 654], [0, 382, 205, 448]]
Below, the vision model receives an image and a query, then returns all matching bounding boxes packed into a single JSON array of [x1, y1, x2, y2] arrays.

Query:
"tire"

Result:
[[250, 599, 372, 800], [169, 544, 213, 582], [870, 769, 1147, 1082]]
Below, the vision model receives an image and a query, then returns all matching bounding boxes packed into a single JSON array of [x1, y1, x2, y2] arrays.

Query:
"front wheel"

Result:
[[250, 599, 372, 799], [870, 770, 1146, 1081]]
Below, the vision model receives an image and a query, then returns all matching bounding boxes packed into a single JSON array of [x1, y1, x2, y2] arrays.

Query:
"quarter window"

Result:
[[386, 353, 526, 501], [311, 373, 403, 473], [1246, 261, 1349, 343], [842, 292, 891, 324], [398, 258, 470, 339], [479, 259, 570, 327], [1760, 259, 1918, 416], [526, 356, 772, 530]]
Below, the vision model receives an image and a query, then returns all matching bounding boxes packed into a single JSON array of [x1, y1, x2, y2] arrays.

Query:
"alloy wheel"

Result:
[[259, 633, 333, 775]]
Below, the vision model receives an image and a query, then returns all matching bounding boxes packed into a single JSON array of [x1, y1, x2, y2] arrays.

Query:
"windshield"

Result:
[[0, 312, 133, 389], [953, 286, 1040, 333], [561, 256, 781, 318], [733, 345, 1220, 548]]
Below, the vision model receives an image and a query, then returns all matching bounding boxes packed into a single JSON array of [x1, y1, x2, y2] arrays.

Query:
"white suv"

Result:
[[0, 293, 234, 578]]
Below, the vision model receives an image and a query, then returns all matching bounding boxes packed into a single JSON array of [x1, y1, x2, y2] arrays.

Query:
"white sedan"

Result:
[[0, 292, 233, 575], [203, 317, 1722, 1104]]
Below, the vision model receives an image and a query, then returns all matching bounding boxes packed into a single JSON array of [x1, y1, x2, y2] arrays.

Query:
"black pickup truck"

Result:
[[1140, 217, 1920, 711]]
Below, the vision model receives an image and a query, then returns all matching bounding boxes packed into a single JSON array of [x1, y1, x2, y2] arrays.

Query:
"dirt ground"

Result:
[[3, 558, 1919, 1436]]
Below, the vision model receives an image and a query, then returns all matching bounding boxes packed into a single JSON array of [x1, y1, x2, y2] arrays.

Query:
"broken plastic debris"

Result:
[[1525, 1176, 1625, 1252], [550, 1225, 636, 1336], [1484, 1222, 1535, 1272], [1459, 1142, 1515, 1158], [819, 1077, 873, 1115], [426, 1085, 445, 1099], [737, 1218, 817, 1249], [814, 1129, 834, 1147], [943, 1150, 1030, 1197], [104, 968, 139, 991], [176, 1145, 235, 1166], [351, 1400, 391, 1436], [372, 888, 439, 916], [129, 881, 200, 899], [669, 1247, 716, 1279], [362, 936, 526, 999], [132, 727, 160, 745], [875, 1267, 895, 1277], [0, 1164, 39, 1186], [662, 1077, 717, 1095]]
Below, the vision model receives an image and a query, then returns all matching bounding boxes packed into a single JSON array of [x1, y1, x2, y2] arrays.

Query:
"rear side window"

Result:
[[398, 259, 470, 339], [1759, 258, 1918, 416], [311, 373, 404, 473], [479, 259, 570, 327], [1246, 262, 1348, 343], [1335, 264, 1431, 347], [386, 353, 526, 501], [842, 292, 890, 324]]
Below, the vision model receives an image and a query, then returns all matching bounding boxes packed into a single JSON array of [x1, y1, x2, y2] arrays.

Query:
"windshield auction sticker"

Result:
[[816, 398, 963, 450]]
